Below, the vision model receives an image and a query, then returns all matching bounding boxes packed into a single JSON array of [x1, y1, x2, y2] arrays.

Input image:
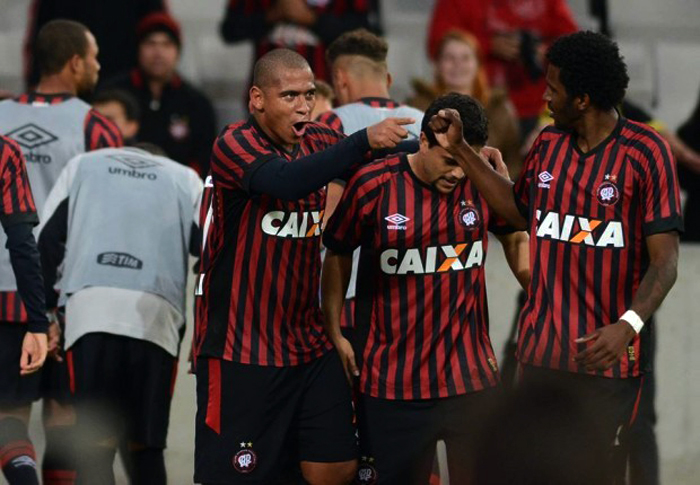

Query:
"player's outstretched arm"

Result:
[[429, 109, 528, 230], [575, 232, 679, 371], [321, 250, 358, 385], [247, 118, 414, 201], [495, 231, 531, 291]]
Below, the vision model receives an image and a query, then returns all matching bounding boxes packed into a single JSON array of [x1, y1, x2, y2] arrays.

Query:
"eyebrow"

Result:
[[280, 88, 316, 97]]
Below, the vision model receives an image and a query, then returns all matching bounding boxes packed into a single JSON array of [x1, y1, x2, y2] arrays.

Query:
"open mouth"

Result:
[[292, 121, 309, 137]]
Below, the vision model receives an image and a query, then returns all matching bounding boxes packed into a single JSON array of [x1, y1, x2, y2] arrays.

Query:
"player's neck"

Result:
[[349, 82, 390, 103], [407, 153, 431, 186], [574, 108, 619, 153], [35, 75, 77, 96]]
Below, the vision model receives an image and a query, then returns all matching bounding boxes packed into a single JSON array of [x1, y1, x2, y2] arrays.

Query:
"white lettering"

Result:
[[380, 249, 398, 274], [536, 212, 560, 239], [596, 221, 625, 248], [464, 241, 484, 268]]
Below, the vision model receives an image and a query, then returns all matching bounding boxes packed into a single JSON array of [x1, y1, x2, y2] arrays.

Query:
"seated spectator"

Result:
[[311, 80, 335, 120], [408, 30, 521, 179], [219, 0, 382, 84], [92, 89, 141, 144], [103, 13, 217, 177]]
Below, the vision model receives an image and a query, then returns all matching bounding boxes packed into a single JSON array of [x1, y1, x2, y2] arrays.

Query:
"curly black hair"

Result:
[[422, 93, 489, 148], [547, 31, 629, 111]]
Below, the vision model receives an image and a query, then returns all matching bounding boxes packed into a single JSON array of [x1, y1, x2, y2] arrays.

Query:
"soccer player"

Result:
[[317, 29, 424, 331], [92, 89, 141, 144], [38, 144, 202, 485], [0, 19, 122, 484], [0, 135, 49, 485], [193, 48, 414, 484], [321, 93, 529, 484], [428, 31, 682, 482]]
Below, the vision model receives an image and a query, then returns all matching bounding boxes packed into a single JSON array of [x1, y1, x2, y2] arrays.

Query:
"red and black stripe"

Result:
[[514, 118, 682, 378], [84, 109, 123, 150], [0, 135, 37, 323], [324, 154, 504, 400], [194, 119, 343, 366]]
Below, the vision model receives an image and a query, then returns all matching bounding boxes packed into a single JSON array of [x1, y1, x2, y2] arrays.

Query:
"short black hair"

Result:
[[422, 93, 488, 148], [326, 29, 388, 66], [253, 49, 311, 88], [93, 89, 141, 122], [546, 31, 629, 111], [35, 19, 90, 76]]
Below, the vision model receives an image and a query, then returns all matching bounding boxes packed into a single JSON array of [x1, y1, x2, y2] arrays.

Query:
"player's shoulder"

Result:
[[216, 120, 255, 146], [619, 118, 669, 151], [537, 124, 568, 142], [0, 133, 22, 157], [350, 154, 403, 189], [303, 121, 344, 143]]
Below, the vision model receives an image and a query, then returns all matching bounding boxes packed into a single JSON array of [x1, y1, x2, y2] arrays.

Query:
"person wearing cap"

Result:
[[103, 12, 217, 177]]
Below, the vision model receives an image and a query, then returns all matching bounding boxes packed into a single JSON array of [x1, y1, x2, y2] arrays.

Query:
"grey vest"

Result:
[[334, 102, 424, 140], [0, 97, 90, 291], [333, 102, 424, 298], [44, 148, 201, 316]]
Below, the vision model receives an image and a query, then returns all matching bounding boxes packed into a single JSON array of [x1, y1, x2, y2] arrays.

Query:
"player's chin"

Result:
[[436, 179, 458, 193]]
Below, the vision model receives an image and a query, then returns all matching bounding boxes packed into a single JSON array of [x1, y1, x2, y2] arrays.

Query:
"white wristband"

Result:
[[621, 310, 644, 334]]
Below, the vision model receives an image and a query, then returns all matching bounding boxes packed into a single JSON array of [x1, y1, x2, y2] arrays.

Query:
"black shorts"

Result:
[[519, 364, 643, 482], [356, 388, 500, 485], [0, 322, 42, 407], [68, 333, 177, 448], [41, 315, 73, 404], [195, 350, 356, 484]]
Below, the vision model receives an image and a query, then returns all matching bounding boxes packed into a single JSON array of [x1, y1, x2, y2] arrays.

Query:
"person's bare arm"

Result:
[[429, 109, 527, 229], [574, 232, 679, 371], [321, 250, 358, 384], [495, 231, 530, 291]]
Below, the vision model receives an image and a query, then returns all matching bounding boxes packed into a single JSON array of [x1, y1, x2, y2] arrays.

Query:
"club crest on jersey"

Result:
[[538, 171, 554, 188], [385, 213, 410, 231], [597, 174, 620, 206], [261, 210, 323, 238], [357, 456, 378, 484], [380, 241, 483, 275], [458, 200, 481, 230], [233, 442, 256, 474], [535, 210, 625, 248]]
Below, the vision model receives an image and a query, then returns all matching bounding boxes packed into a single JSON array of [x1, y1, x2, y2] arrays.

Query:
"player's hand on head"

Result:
[[428, 109, 465, 152], [573, 321, 637, 371], [481, 146, 510, 179], [20, 331, 48, 375], [333, 336, 359, 385], [367, 117, 414, 149]]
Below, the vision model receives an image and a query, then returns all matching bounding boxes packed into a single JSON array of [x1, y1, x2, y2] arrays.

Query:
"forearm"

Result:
[[5, 222, 49, 332], [321, 251, 352, 343], [453, 143, 527, 229], [499, 231, 531, 291], [247, 129, 370, 200], [629, 260, 677, 323]]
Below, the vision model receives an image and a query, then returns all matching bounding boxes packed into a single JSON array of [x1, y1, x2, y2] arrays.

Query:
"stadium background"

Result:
[[0, 0, 699, 483]]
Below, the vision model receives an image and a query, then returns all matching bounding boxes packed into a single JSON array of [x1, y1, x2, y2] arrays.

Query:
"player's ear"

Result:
[[68, 54, 83, 76], [249, 86, 264, 112], [419, 131, 430, 152], [386, 71, 393, 89], [576, 94, 590, 111]]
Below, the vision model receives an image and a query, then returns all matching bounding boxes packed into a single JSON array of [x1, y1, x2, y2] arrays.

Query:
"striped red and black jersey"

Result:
[[513, 117, 683, 378], [221, 0, 381, 82], [0, 135, 38, 322], [324, 154, 512, 400], [14, 93, 123, 150], [194, 117, 344, 366]]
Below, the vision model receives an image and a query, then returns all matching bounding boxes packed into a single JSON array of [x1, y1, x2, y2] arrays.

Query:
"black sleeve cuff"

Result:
[[322, 233, 357, 255], [0, 212, 39, 229], [643, 215, 684, 236], [27, 319, 49, 334]]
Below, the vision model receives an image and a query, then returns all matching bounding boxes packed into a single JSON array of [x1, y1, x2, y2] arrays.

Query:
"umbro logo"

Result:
[[6, 123, 58, 150], [107, 154, 161, 170], [538, 171, 554, 189], [385, 213, 410, 230]]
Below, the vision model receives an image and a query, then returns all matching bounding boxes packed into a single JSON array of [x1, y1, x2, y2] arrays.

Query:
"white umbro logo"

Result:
[[538, 171, 554, 188], [385, 213, 410, 230]]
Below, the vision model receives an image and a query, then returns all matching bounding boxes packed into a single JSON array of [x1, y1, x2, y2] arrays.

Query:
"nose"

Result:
[[450, 166, 464, 180], [543, 88, 551, 102], [296, 96, 310, 115]]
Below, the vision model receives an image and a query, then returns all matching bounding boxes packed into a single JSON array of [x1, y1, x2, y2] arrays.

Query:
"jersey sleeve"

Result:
[[84, 109, 124, 150], [322, 165, 383, 254], [512, 133, 544, 219], [0, 137, 38, 228], [639, 135, 684, 235]]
